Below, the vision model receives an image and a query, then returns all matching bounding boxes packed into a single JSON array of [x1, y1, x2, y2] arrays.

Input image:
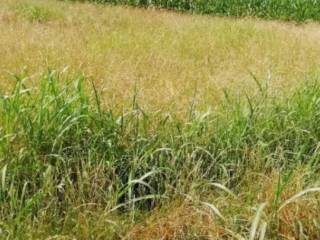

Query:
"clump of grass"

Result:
[[90, 0, 320, 22], [13, 3, 64, 22], [1, 71, 320, 238]]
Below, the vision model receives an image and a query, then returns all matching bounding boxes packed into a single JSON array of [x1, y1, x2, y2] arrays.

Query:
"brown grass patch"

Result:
[[125, 202, 226, 240]]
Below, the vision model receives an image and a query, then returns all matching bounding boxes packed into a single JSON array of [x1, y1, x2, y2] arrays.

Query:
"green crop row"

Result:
[[89, 0, 320, 21]]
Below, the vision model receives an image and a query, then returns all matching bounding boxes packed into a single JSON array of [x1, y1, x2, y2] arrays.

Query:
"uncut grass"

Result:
[[1, 72, 320, 238], [2, 0, 320, 114]]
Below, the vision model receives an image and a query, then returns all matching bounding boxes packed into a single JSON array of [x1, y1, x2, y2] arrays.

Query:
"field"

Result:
[[1, 0, 320, 239], [90, 0, 320, 22]]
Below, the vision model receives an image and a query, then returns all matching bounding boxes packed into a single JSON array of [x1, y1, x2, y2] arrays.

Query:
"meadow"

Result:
[[3, 0, 320, 113], [1, 0, 320, 239]]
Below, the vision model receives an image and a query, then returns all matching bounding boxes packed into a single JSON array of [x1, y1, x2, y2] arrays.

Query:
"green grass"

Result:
[[12, 2, 64, 22], [89, 0, 320, 22], [1, 71, 320, 238]]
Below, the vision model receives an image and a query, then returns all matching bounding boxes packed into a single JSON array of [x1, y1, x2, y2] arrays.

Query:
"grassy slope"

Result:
[[1, 0, 320, 239]]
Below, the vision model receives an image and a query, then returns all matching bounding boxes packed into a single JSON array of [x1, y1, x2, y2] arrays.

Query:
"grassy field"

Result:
[[2, 0, 320, 114], [1, 0, 320, 239]]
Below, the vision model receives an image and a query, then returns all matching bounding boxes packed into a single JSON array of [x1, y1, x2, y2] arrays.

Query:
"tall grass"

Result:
[[90, 0, 320, 21], [1, 71, 320, 238]]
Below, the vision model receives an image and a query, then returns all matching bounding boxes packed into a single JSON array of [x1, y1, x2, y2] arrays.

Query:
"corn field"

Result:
[[92, 0, 320, 21]]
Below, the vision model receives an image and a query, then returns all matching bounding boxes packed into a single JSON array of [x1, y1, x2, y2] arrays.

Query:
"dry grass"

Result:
[[119, 168, 320, 240], [24, 172, 320, 239], [2, 1, 320, 239], [125, 202, 223, 240], [1, 0, 320, 113]]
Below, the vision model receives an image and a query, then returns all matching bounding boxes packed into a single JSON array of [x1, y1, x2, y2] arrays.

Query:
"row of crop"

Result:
[[87, 0, 320, 21]]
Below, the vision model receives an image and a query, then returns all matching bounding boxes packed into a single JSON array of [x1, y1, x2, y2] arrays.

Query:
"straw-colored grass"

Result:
[[2, 0, 320, 113], [2, 1, 320, 239]]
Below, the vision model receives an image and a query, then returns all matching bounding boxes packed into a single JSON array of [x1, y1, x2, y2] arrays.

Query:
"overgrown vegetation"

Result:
[[2, 0, 320, 238], [90, 0, 320, 21], [1, 71, 320, 239]]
